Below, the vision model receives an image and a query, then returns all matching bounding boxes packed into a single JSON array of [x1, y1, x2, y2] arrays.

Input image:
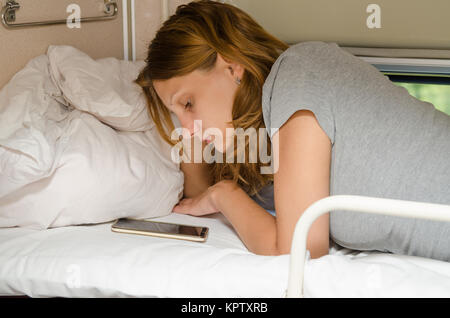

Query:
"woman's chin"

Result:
[[215, 144, 234, 156], [207, 136, 234, 155], [211, 142, 222, 153]]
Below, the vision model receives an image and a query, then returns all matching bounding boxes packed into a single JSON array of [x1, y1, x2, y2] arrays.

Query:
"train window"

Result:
[[386, 75, 450, 116]]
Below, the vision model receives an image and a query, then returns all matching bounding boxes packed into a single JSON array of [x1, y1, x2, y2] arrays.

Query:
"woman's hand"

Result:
[[172, 180, 238, 217], [171, 182, 218, 217]]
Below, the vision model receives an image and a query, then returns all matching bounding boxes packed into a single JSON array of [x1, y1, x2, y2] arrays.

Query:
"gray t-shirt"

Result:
[[258, 40, 450, 261]]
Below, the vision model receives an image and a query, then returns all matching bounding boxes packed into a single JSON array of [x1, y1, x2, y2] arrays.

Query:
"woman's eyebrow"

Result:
[[162, 92, 175, 110], [169, 90, 183, 107]]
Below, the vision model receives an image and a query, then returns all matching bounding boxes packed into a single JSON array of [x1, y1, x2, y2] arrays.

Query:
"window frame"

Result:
[[355, 56, 450, 115], [358, 56, 450, 84]]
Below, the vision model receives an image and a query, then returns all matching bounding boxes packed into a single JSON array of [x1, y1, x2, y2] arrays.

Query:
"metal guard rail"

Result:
[[286, 194, 450, 297]]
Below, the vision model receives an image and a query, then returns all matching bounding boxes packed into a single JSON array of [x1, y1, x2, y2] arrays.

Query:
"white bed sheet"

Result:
[[1, 212, 450, 298]]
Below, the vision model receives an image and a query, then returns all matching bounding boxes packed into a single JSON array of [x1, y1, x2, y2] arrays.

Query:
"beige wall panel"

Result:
[[135, 0, 190, 61], [0, 0, 125, 89], [228, 0, 450, 49], [135, 0, 450, 61]]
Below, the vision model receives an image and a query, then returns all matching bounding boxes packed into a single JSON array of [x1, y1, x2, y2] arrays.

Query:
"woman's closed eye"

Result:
[[184, 99, 193, 110]]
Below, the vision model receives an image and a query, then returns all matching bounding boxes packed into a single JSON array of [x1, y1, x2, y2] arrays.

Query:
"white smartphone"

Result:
[[111, 218, 209, 242]]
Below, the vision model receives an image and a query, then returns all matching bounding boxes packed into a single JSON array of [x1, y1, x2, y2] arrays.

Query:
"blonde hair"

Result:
[[134, 0, 289, 198]]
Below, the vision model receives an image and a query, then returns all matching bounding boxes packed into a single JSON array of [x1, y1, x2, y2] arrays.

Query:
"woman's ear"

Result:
[[217, 53, 244, 81]]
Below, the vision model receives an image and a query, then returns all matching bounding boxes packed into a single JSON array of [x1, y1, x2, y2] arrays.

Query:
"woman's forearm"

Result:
[[180, 138, 213, 198], [212, 181, 279, 256]]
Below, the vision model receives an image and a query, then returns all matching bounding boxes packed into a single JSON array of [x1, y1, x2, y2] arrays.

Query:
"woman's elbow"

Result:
[[276, 240, 329, 258], [310, 246, 329, 259], [249, 243, 280, 256], [309, 240, 330, 259]]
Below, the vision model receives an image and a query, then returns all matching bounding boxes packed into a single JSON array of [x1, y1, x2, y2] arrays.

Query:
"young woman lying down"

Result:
[[134, 0, 450, 261]]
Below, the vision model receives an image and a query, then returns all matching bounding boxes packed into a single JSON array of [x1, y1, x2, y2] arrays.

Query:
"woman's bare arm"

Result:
[[274, 109, 331, 258], [212, 181, 278, 255], [180, 137, 214, 198], [213, 109, 331, 258]]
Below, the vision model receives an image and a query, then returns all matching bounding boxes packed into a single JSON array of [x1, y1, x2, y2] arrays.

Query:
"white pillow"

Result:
[[0, 110, 184, 229], [0, 51, 184, 229], [0, 54, 69, 198], [47, 45, 153, 132]]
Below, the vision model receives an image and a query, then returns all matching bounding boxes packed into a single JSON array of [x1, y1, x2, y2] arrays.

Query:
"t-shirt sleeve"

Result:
[[262, 42, 338, 145]]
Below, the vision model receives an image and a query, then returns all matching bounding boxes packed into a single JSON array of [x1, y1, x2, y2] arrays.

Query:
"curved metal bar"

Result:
[[286, 195, 450, 298], [1, 0, 118, 29]]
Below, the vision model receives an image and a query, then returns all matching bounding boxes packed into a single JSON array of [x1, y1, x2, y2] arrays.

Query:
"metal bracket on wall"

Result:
[[0, 0, 118, 29]]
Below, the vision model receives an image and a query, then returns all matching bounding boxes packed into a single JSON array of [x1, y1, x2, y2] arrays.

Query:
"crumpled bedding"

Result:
[[1, 212, 450, 298], [0, 45, 184, 229]]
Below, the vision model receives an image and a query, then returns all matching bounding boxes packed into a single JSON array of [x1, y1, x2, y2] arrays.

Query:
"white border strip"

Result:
[[122, 0, 129, 60], [128, 0, 169, 60], [161, 0, 169, 24], [131, 0, 136, 61]]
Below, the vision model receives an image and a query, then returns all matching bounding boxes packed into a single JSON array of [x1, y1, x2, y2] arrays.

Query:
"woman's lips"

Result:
[[203, 135, 213, 144]]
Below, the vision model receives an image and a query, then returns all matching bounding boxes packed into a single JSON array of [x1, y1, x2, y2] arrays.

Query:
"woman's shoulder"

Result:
[[266, 40, 348, 84], [279, 40, 341, 60], [261, 41, 339, 145], [263, 41, 344, 96], [268, 40, 383, 89]]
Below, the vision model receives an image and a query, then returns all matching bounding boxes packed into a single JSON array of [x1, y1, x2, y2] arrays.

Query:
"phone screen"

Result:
[[112, 218, 207, 237]]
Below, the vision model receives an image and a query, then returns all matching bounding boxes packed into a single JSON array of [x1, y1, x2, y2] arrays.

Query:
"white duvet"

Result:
[[1, 212, 450, 298], [0, 45, 184, 229]]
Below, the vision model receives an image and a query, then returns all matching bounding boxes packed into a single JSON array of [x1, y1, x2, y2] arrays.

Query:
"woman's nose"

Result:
[[181, 119, 201, 137], [179, 123, 196, 138]]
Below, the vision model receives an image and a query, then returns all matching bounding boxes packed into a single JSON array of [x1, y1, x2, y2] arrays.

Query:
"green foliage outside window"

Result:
[[393, 82, 450, 116]]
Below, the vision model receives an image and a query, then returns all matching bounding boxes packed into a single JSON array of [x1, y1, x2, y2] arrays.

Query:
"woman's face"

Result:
[[152, 53, 244, 153]]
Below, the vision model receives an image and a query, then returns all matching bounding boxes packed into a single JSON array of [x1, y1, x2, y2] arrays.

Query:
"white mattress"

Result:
[[1, 212, 450, 298]]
